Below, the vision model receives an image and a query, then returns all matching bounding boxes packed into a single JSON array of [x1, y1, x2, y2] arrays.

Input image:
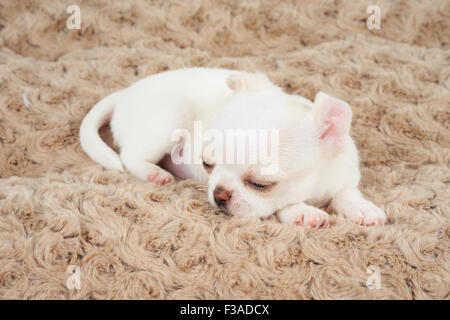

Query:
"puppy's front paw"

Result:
[[146, 170, 174, 185], [278, 204, 329, 228], [334, 198, 387, 226]]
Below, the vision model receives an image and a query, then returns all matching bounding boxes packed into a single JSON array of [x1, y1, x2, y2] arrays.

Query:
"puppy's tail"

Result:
[[79, 92, 124, 171]]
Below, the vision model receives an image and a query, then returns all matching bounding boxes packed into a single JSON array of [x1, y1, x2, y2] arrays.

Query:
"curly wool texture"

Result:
[[0, 0, 449, 299]]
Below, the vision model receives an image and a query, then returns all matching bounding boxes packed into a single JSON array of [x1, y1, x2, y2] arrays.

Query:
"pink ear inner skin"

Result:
[[316, 95, 352, 155]]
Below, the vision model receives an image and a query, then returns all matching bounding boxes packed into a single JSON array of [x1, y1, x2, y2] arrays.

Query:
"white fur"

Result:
[[79, 67, 387, 226]]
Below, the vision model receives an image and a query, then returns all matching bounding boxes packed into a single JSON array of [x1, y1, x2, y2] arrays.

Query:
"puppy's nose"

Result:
[[213, 186, 232, 208]]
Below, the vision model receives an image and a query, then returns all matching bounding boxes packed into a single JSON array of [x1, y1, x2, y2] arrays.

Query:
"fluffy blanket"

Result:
[[0, 0, 449, 299]]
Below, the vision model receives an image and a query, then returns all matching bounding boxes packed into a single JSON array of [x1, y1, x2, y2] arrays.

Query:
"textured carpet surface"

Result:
[[0, 0, 449, 299]]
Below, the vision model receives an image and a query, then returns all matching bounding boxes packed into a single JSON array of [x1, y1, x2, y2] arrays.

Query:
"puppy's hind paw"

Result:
[[226, 72, 272, 92], [146, 170, 174, 185]]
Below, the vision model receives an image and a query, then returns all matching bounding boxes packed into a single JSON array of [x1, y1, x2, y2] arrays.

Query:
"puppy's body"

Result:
[[80, 67, 386, 226], [82, 68, 235, 182]]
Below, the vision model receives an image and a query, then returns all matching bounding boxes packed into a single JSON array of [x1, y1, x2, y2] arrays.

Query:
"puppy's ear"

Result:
[[312, 92, 352, 154]]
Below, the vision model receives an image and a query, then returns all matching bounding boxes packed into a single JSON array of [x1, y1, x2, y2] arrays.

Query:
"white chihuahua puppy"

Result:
[[80, 67, 386, 227]]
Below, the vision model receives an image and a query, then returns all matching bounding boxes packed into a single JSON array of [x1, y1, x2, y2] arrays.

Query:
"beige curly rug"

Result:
[[0, 0, 449, 300]]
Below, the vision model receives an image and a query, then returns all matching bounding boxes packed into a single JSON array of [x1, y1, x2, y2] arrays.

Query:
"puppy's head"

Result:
[[204, 86, 352, 218]]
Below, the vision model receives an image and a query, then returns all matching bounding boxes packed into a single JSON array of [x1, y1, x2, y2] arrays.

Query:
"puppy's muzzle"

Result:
[[213, 186, 232, 209]]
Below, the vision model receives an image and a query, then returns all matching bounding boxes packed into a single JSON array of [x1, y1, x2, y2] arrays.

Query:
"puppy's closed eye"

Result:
[[202, 160, 215, 173], [244, 179, 276, 191]]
